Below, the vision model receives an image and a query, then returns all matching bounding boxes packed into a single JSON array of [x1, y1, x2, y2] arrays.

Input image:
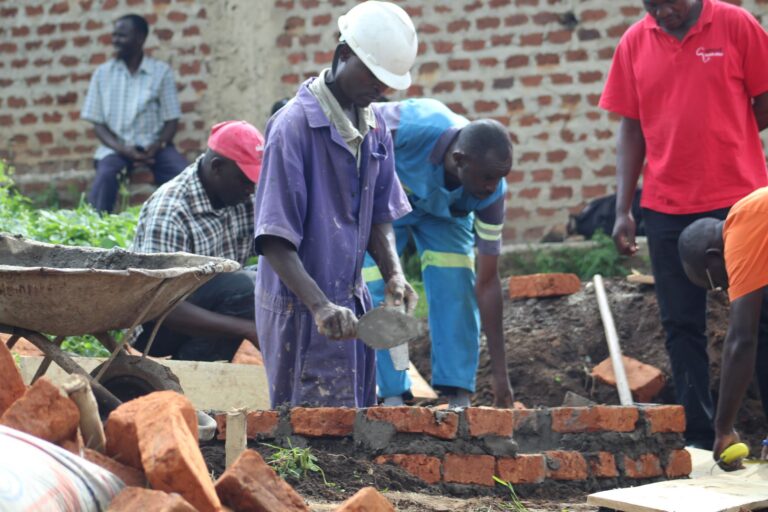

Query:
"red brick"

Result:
[[496, 454, 546, 484], [546, 451, 588, 481], [589, 452, 618, 478], [551, 406, 639, 433], [623, 454, 662, 479], [643, 405, 686, 433], [291, 407, 355, 437], [168, 10, 188, 22], [215, 410, 279, 440], [665, 449, 692, 478], [105, 391, 197, 470], [591, 355, 666, 403], [443, 454, 495, 486], [109, 487, 196, 512], [374, 454, 441, 484], [83, 449, 147, 487], [1, 378, 79, 445], [448, 19, 470, 32], [508, 273, 581, 299], [465, 407, 514, 437], [335, 487, 394, 512], [366, 407, 458, 440], [0, 340, 26, 416], [137, 393, 220, 512], [215, 450, 308, 511], [532, 169, 553, 182]]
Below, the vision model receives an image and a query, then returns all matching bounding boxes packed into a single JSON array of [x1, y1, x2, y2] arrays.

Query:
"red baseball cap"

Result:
[[207, 120, 265, 183]]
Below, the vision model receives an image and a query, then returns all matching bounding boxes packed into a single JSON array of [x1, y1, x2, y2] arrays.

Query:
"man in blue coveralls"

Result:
[[364, 98, 515, 409]]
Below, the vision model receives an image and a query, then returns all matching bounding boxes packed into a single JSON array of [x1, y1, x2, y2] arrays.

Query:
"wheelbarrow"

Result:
[[0, 233, 240, 417]]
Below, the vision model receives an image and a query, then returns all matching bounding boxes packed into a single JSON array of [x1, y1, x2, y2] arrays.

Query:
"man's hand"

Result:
[[313, 302, 358, 340], [384, 273, 418, 315], [713, 430, 744, 471], [119, 145, 147, 163], [492, 379, 515, 408], [612, 212, 638, 256]]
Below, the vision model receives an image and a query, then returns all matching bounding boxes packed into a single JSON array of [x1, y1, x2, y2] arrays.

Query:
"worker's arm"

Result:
[[713, 289, 763, 465], [752, 92, 768, 131], [92, 123, 145, 162], [366, 222, 417, 314], [612, 116, 646, 256], [144, 119, 180, 159], [476, 252, 514, 408], [162, 302, 258, 348], [259, 235, 357, 339]]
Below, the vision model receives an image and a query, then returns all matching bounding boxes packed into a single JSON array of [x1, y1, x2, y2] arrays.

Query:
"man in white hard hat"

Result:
[[253, 1, 419, 407]]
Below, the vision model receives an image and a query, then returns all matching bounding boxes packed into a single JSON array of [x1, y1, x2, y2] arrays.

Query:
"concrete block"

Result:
[[366, 407, 458, 440], [0, 337, 26, 416], [464, 407, 514, 437], [291, 407, 356, 437], [545, 450, 588, 481], [589, 452, 618, 478], [84, 448, 147, 488], [216, 410, 280, 441], [334, 487, 395, 512], [105, 390, 197, 470], [215, 450, 309, 511], [443, 454, 495, 486], [374, 454, 441, 485], [643, 405, 686, 433], [508, 273, 580, 299], [551, 406, 639, 433], [108, 487, 196, 512], [0, 377, 79, 445], [623, 454, 663, 479], [592, 355, 666, 403], [137, 393, 221, 512], [664, 449, 692, 478], [496, 454, 546, 484]]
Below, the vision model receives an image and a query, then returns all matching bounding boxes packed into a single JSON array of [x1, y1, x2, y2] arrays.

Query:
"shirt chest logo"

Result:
[[696, 47, 724, 63]]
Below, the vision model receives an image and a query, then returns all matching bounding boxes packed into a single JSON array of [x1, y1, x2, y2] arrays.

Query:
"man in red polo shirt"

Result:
[[600, 0, 768, 448]]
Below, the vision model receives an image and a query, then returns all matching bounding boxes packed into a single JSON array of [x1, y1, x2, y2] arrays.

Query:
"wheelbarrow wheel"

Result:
[[90, 355, 183, 417]]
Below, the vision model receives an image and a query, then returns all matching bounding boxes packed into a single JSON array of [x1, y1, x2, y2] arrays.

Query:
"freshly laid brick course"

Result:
[[623, 453, 663, 479], [588, 452, 618, 478], [545, 450, 588, 481], [496, 454, 547, 484], [664, 449, 692, 478], [374, 454, 442, 485], [643, 405, 686, 433], [443, 454, 496, 486], [366, 406, 459, 440], [291, 407, 356, 437], [551, 405, 639, 433], [508, 273, 581, 299], [465, 406, 514, 437]]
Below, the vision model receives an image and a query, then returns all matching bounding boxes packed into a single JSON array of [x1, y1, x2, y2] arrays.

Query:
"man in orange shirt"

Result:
[[679, 187, 768, 464]]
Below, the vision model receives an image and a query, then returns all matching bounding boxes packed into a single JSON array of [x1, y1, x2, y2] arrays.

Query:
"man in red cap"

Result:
[[130, 120, 264, 361]]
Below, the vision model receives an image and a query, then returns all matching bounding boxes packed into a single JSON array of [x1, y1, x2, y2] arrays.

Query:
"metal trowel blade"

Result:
[[357, 307, 424, 350]]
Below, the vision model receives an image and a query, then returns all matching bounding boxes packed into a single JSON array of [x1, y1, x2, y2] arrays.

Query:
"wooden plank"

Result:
[[407, 362, 437, 400], [588, 451, 768, 512]]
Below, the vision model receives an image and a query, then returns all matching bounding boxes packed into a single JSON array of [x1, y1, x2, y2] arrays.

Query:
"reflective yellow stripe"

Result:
[[362, 265, 383, 283], [474, 218, 503, 241], [420, 250, 474, 271]]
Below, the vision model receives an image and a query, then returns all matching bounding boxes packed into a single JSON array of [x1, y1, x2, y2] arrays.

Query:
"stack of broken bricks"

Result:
[[0, 341, 395, 511]]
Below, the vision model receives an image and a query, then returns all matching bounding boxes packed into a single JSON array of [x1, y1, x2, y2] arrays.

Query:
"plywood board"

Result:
[[588, 448, 768, 512], [408, 362, 437, 400], [18, 355, 270, 411]]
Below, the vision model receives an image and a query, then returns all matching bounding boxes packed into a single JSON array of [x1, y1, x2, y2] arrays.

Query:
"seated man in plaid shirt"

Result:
[[130, 121, 263, 362]]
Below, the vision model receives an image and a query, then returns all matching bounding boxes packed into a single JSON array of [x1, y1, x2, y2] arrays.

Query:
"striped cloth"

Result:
[[81, 56, 181, 161], [131, 157, 255, 265]]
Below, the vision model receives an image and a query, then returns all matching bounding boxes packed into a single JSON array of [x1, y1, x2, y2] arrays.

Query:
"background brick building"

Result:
[[1, 0, 767, 241]]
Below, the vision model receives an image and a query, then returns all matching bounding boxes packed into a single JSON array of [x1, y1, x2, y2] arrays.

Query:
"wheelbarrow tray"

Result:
[[0, 234, 240, 336]]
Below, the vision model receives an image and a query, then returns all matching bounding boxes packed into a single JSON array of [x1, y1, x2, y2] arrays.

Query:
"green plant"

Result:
[[492, 475, 529, 511], [60, 334, 112, 358], [262, 440, 334, 487]]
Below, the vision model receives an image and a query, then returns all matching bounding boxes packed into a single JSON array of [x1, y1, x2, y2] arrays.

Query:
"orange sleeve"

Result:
[[724, 188, 768, 301]]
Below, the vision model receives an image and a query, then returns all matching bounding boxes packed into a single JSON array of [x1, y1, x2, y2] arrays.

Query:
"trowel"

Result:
[[357, 306, 425, 371]]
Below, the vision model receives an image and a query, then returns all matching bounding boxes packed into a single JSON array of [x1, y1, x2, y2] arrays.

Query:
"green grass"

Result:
[[262, 440, 334, 487]]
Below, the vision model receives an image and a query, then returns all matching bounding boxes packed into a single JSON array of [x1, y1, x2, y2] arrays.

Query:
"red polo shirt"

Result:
[[600, 0, 768, 214]]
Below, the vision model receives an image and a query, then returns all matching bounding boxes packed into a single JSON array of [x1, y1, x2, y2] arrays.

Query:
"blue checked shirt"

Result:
[[131, 157, 256, 266], [81, 56, 182, 161]]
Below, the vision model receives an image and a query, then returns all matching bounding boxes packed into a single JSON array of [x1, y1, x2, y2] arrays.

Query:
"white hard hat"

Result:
[[338, 1, 418, 90]]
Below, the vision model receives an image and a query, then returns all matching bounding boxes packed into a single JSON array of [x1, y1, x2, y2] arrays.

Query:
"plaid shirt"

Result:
[[81, 56, 181, 161], [132, 157, 255, 265]]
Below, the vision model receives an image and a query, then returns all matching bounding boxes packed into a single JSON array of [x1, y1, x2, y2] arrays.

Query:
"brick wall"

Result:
[[215, 405, 691, 494], [2, 0, 768, 241]]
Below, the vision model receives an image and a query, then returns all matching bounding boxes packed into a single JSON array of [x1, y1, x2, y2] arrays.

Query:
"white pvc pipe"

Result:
[[593, 274, 633, 406]]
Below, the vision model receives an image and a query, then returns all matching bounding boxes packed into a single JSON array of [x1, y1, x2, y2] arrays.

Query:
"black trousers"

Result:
[[644, 208, 768, 446], [133, 270, 255, 362]]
